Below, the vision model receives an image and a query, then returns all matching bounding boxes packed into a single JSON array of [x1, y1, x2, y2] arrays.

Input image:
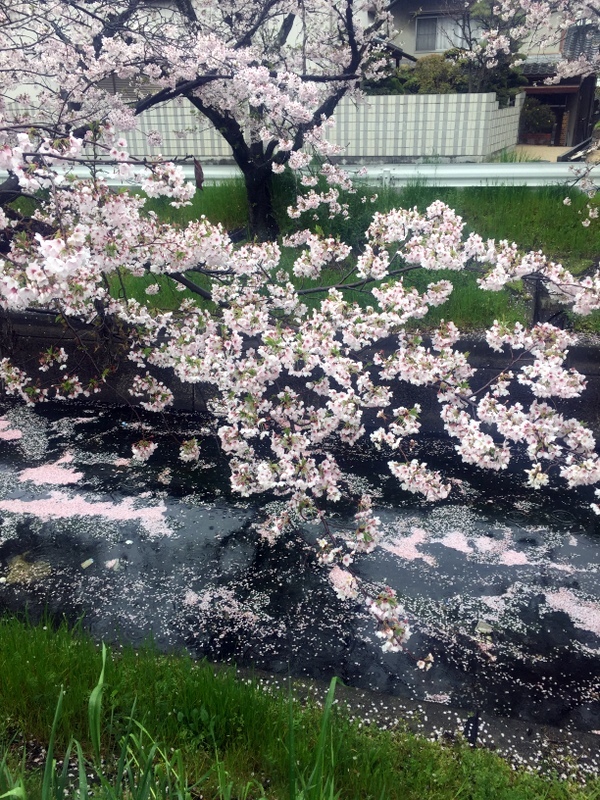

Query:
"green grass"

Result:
[[113, 180, 600, 271], [142, 179, 249, 231], [402, 268, 529, 330], [430, 185, 598, 262], [140, 172, 295, 234], [1, 617, 599, 800], [279, 181, 598, 329], [490, 149, 542, 163], [287, 260, 528, 330], [108, 268, 217, 312], [330, 183, 599, 263], [111, 180, 600, 329]]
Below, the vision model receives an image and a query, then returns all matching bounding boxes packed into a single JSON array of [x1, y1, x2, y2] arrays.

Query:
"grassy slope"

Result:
[[0, 618, 598, 800], [133, 180, 599, 330]]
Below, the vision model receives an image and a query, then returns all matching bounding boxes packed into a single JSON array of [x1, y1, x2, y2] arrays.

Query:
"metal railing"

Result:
[[1, 160, 597, 188]]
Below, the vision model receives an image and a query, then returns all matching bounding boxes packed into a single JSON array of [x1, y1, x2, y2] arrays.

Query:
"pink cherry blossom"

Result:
[[0, 0, 598, 656]]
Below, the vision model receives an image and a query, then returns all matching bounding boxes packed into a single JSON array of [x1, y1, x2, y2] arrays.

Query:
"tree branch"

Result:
[[168, 271, 214, 301], [297, 265, 420, 296]]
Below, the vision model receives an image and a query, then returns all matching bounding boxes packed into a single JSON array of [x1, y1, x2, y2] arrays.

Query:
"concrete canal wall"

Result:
[[1, 310, 599, 434]]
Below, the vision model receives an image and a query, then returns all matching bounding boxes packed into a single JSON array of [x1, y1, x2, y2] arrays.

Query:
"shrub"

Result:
[[364, 53, 525, 105], [364, 55, 468, 95], [519, 97, 555, 135]]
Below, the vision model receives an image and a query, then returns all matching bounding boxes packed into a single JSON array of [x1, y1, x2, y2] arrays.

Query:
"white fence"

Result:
[[325, 93, 524, 163], [123, 92, 524, 164]]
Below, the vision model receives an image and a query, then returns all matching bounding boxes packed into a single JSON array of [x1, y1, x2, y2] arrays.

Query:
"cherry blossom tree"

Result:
[[0, 0, 599, 652], [477, 0, 599, 81], [0, 0, 395, 239], [433, 0, 528, 101], [476, 0, 599, 211], [1, 155, 599, 647]]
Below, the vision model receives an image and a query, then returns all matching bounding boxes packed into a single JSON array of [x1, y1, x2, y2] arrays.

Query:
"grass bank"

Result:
[[135, 180, 599, 331], [145, 179, 599, 265], [1, 617, 598, 800]]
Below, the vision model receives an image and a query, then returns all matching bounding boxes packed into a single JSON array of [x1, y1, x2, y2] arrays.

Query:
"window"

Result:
[[415, 15, 470, 52]]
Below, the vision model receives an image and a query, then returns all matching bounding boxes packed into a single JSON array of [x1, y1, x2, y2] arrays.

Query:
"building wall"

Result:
[[486, 93, 525, 155], [386, 1, 564, 59], [121, 92, 523, 164]]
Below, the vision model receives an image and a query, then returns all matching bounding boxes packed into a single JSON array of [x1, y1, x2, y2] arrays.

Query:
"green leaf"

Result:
[[88, 642, 107, 764]]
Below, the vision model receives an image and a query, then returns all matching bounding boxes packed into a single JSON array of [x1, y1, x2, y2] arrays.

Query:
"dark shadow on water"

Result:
[[0, 402, 598, 731]]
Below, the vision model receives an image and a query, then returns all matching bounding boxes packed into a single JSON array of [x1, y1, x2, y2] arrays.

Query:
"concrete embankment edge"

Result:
[[2, 310, 599, 432]]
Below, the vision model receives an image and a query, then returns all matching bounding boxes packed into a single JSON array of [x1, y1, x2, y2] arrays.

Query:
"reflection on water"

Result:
[[0, 402, 598, 732]]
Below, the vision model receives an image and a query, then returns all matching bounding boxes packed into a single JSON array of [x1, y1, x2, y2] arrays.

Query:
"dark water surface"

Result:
[[0, 402, 598, 733]]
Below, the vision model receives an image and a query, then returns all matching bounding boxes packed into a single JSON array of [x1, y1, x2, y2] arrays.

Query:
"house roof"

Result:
[[521, 24, 600, 76], [520, 56, 562, 77], [520, 53, 593, 83], [562, 22, 600, 62]]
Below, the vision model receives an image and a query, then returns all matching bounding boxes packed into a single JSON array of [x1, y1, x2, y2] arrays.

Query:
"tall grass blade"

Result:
[[128, 729, 159, 800], [287, 677, 296, 800], [54, 739, 74, 800], [73, 741, 89, 800], [41, 687, 64, 800], [115, 700, 137, 792], [0, 747, 24, 800], [88, 643, 107, 764], [304, 677, 337, 800], [0, 789, 25, 799], [0, 752, 25, 800]]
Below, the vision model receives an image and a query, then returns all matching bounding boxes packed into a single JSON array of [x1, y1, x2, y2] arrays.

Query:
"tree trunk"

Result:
[[182, 95, 281, 241], [243, 163, 279, 241]]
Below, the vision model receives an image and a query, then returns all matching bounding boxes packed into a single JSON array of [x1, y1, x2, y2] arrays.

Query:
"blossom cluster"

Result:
[[366, 587, 412, 653], [0, 0, 599, 657]]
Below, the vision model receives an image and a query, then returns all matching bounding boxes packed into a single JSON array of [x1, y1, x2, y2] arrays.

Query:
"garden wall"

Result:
[[325, 93, 524, 163], [119, 92, 524, 165]]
